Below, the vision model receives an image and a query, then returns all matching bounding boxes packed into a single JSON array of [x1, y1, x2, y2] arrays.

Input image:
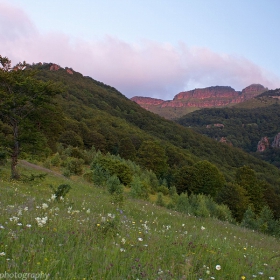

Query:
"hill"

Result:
[[131, 84, 267, 119], [176, 88, 280, 167], [0, 160, 280, 279], [1, 61, 280, 221]]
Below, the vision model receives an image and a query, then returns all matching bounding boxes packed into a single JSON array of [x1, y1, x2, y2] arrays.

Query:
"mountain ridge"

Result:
[[131, 84, 267, 119]]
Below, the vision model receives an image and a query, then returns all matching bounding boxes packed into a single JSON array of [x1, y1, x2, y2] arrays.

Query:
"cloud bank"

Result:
[[1, 2, 280, 99]]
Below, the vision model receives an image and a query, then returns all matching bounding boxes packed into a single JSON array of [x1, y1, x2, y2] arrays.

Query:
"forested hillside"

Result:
[[176, 89, 280, 167], [1, 61, 280, 222]]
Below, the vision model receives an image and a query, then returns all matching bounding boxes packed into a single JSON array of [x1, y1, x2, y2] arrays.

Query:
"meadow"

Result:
[[0, 162, 279, 280]]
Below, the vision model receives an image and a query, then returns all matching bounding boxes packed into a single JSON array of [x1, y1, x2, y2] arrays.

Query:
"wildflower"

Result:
[[138, 237, 143, 242], [241, 276, 246, 280], [0, 252, 6, 256], [51, 194, 56, 201], [17, 223, 22, 226], [121, 238, 126, 244], [26, 224, 32, 228], [206, 270, 210, 274], [269, 277, 275, 280], [182, 224, 185, 227], [9, 216, 19, 223], [35, 216, 48, 227], [24, 207, 28, 211], [42, 203, 48, 210], [86, 209, 90, 214], [0, 225, 5, 229], [97, 224, 100, 227], [258, 272, 263, 275], [120, 248, 126, 252], [201, 226, 205, 230], [215, 265, 221, 270]]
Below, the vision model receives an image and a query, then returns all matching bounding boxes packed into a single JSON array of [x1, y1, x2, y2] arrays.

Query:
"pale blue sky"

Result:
[[2, 0, 280, 99]]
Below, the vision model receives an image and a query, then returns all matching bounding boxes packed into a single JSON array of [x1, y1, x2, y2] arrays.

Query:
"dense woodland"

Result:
[[1, 59, 280, 228], [176, 92, 280, 167]]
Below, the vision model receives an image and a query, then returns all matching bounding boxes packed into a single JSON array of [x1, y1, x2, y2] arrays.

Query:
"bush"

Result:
[[157, 185, 169, 196], [156, 192, 165, 207], [130, 176, 149, 200], [175, 193, 190, 213], [106, 175, 124, 205], [50, 153, 61, 167], [62, 157, 84, 175]]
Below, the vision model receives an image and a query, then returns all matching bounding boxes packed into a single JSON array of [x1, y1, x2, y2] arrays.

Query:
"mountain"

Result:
[[2, 61, 280, 220], [176, 88, 280, 167], [131, 84, 267, 119]]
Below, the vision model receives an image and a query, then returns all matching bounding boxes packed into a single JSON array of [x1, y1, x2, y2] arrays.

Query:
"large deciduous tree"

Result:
[[0, 55, 62, 179]]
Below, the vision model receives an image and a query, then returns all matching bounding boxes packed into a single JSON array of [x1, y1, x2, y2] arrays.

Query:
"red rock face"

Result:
[[174, 86, 238, 100], [50, 64, 60, 71], [131, 84, 267, 110], [66, 68, 73, 75], [257, 137, 270, 152]]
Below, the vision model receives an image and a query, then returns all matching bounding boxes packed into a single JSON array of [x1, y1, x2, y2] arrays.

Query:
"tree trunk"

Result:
[[11, 123, 20, 179]]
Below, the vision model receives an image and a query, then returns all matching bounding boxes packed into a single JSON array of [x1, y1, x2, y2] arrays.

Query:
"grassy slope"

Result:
[[0, 162, 280, 279]]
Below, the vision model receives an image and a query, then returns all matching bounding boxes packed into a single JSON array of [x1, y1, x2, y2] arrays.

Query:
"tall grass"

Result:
[[0, 163, 279, 279]]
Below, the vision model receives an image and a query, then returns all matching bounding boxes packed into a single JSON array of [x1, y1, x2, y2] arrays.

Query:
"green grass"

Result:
[[0, 163, 280, 279]]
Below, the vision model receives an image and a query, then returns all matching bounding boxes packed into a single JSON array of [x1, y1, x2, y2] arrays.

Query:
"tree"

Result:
[[0, 56, 62, 178], [216, 182, 249, 222], [175, 160, 225, 197], [235, 166, 265, 213], [137, 140, 168, 178]]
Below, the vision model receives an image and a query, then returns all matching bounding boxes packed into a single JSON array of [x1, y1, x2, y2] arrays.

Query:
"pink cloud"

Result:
[[0, 1, 37, 41], [1, 2, 280, 100]]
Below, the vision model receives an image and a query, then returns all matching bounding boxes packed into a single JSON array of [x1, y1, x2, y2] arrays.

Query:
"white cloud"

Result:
[[1, 2, 279, 100]]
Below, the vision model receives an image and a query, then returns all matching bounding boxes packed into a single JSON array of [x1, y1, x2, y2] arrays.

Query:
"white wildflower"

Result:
[[42, 203, 48, 210], [201, 226, 205, 230], [0, 252, 6, 256], [215, 265, 221, 270], [138, 237, 143, 242], [35, 216, 48, 227]]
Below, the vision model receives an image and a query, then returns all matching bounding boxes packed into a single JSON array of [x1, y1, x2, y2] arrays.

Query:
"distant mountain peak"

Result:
[[131, 84, 268, 119]]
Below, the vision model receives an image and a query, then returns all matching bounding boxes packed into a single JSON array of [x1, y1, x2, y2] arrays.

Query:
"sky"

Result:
[[1, 0, 280, 100]]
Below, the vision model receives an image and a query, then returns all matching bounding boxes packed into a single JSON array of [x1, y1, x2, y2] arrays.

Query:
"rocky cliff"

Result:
[[131, 84, 267, 119]]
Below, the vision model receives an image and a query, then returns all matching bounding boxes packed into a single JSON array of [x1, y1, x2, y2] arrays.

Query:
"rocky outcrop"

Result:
[[219, 137, 233, 146], [131, 97, 164, 109], [50, 64, 60, 71], [66, 68, 73, 75], [257, 137, 270, 152], [131, 84, 267, 112], [242, 84, 266, 95], [272, 133, 280, 148]]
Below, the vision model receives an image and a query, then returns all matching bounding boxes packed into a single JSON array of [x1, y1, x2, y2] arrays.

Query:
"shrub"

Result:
[[50, 153, 61, 167], [156, 192, 165, 207], [50, 184, 71, 201], [157, 185, 169, 196], [130, 176, 149, 200], [62, 157, 84, 175]]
